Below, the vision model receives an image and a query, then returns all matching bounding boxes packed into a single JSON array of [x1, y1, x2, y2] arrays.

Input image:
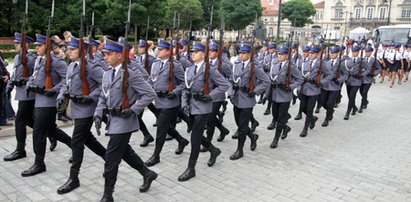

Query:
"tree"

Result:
[[165, 0, 204, 31], [281, 0, 316, 27], [220, 0, 262, 32]]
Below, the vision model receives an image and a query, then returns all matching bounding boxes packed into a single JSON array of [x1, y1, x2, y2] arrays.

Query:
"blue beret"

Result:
[[309, 46, 320, 53], [330, 46, 340, 53], [14, 32, 33, 43], [172, 40, 183, 49], [351, 46, 360, 52], [364, 46, 374, 52], [102, 39, 123, 53], [210, 41, 218, 51], [394, 44, 401, 48], [239, 43, 252, 52], [138, 39, 146, 47], [191, 41, 206, 52], [181, 39, 189, 46], [158, 39, 171, 49], [34, 34, 46, 45], [278, 46, 289, 54], [302, 46, 310, 52], [117, 39, 133, 50], [268, 43, 277, 49], [67, 36, 89, 49], [88, 37, 100, 47], [290, 43, 297, 49]]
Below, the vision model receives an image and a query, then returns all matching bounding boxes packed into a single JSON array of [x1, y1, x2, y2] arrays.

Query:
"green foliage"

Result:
[[281, 0, 316, 27], [220, 0, 263, 31]]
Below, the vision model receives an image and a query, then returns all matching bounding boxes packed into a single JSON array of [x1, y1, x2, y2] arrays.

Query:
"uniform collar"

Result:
[[241, 59, 250, 67]]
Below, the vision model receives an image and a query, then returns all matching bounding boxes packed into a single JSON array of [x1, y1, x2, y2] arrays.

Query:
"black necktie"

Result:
[[194, 65, 197, 75], [242, 63, 245, 71], [354, 58, 356, 63], [279, 62, 283, 71], [160, 62, 164, 71], [394, 52, 397, 60], [111, 69, 116, 82], [331, 60, 334, 67]]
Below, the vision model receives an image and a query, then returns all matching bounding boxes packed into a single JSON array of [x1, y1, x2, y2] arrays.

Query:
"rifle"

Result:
[[20, 0, 29, 78], [44, 0, 55, 89], [336, 47, 344, 80], [249, 14, 257, 93], [187, 20, 192, 61], [175, 13, 181, 61], [167, 11, 177, 92], [316, 47, 324, 85], [203, 6, 213, 95], [144, 16, 150, 74], [370, 43, 379, 75], [358, 44, 365, 75], [294, 42, 300, 64], [88, 12, 94, 60], [217, 16, 224, 73], [285, 44, 293, 88], [79, 0, 90, 95], [121, 0, 132, 110]]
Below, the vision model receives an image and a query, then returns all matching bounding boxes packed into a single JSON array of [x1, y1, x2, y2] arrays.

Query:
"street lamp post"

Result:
[[12, 0, 19, 33], [276, 0, 282, 41], [384, 0, 392, 25]]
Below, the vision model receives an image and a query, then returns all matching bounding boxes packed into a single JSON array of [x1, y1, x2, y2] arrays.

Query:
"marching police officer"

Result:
[[22, 34, 72, 177], [298, 46, 332, 137], [144, 39, 189, 167], [56, 36, 107, 194], [228, 43, 270, 160], [294, 46, 311, 121], [344, 46, 366, 120], [319, 46, 348, 127], [262, 42, 278, 116], [3, 33, 36, 161], [178, 42, 229, 181], [358, 46, 381, 113], [88, 37, 109, 71], [266, 46, 303, 148], [135, 39, 156, 74], [94, 39, 158, 201]]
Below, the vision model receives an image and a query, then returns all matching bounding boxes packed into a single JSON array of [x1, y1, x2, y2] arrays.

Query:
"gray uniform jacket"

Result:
[[135, 54, 155, 74], [95, 67, 156, 135], [176, 55, 193, 70], [7, 52, 36, 100], [345, 57, 366, 87], [59, 59, 103, 119], [362, 57, 381, 84], [210, 59, 232, 102], [268, 60, 303, 103], [148, 59, 185, 109], [181, 62, 230, 115], [228, 60, 270, 108], [26, 54, 67, 108], [321, 58, 348, 91], [299, 59, 332, 96]]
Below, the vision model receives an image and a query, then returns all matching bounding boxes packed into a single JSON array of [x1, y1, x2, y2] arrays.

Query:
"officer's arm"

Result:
[[222, 62, 232, 79], [89, 62, 104, 102], [129, 70, 156, 115], [209, 68, 230, 100], [321, 63, 333, 85], [253, 65, 270, 95], [172, 62, 185, 96], [52, 57, 68, 92], [290, 64, 303, 91]]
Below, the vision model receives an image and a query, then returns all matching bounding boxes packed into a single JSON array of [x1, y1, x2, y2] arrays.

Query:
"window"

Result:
[[355, 8, 361, 19], [335, 9, 343, 19], [401, 7, 411, 18], [379, 7, 386, 20], [269, 27, 273, 36], [367, 7, 374, 20]]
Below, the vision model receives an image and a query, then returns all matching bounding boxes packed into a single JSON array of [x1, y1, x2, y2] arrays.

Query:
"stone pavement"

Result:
[[1, 80, 411, 202]]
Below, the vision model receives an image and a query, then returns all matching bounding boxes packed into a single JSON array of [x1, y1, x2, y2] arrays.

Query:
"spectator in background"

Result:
[[63, 31, 72, 43], [0, 51, 12, 128]]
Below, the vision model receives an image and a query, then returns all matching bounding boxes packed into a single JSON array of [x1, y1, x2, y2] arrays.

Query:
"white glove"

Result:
[[293, 88, 298, 97]]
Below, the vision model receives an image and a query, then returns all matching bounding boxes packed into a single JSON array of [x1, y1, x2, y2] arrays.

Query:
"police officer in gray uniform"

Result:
[[262, 42, 278, 116], [94, 39, 158, 201], [56, 36, 107, 194], [144, 40, 189, 167], [294, 46, 311, 121], [319, 46, 348, 127], [344, 46, 366, 120], [22, 34, 72, 177], [358, 46, 381, 113], [88, 37, 109, 71], [136, 39, 156, 74], [298, 46, 332, 137], [178, 42, 229, 181], [204, 41, 231, 144], [3, 33, 36, 161], [267, 46, 303, 148], [228, 43, 270, 160]]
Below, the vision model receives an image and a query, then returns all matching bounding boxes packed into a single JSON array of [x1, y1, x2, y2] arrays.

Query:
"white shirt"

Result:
[[241, 59, 250, 69], [210, 58, 217, 66], [194, 61, 204, 73], [112, 64, 122, 77]]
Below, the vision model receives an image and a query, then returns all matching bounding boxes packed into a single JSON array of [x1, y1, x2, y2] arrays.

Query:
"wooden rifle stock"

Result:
[[286, 47, 292, 87], [335, 48, 344, 79], [316, 48, 324, 84]]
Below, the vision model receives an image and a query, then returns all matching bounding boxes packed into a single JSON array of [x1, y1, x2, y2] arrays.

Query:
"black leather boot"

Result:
[[49, 137, 57, 151], [230, 136, 245, 160], [231, 130, 239, 139], [140, 134, 154, 147], [100, 186, 114, 202], [217, 127, 229, 142], [344, 108, 351, 120], [207, 145, 221, 167], [175, 139, 189, 155], [57, 169, 80, 194], [21, 158, 46, 177], [309, 116, 318, 129], [294, 112, 302, 120], [144, 155, 160, 167], [281, 124, 291, 140], [138, 167, 158, 192], [321, 119, 329, 127], [267, 121, 276, 130], [351, 106, 358, 115], [4, 142, 26, 161], [300, 123, 309, 137]]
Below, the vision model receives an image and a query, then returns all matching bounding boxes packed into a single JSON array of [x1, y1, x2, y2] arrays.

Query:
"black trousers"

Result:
[[15, 100, 35, 150], [299, 94, 318, 126], [359, 84, 371, 107], [233, 106, 253, 149], [346, 85, 360, 109], [188, 113, 212, 168], [71, 116, 106, 171], [320, 89, 339, 120], [206, 101, 226, 141], [105, 132, 145, 189], [32, 107, 71, 164], [153, 107, 185, 158], [137, 110, 150, 136], [271, 101, 290, 125]]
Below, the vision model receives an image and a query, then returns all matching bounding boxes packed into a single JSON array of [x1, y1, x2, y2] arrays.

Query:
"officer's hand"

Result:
[[293, 88, 299, 97], [166, 92, 177, 99], [77, 95, 93, 103], [332, 78, 340, 84], [248, 91, 256, 97], [57, 98, 64, 110], [121, 108, 134, 118], [94, 116, 102, 136], [26, 88, 31, 97], [44, 89, 57, 97], [201, 95, 213, 103], [282, 85, 291, 92], [183, 106, 190, 117], [6, 87, 12, 98]]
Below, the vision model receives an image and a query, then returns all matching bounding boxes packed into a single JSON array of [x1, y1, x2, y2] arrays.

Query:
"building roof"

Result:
[[314, 1, 325, 8], [262, 0, 283, 15]]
